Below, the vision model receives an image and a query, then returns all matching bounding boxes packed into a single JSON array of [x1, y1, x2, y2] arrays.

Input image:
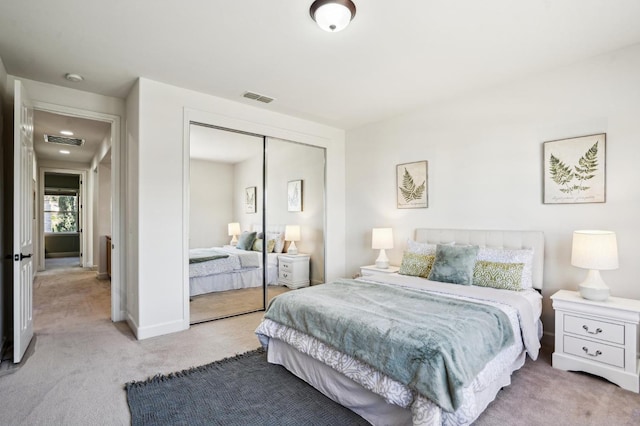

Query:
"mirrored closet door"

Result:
[[187, 126, 327, 324], [188, 125, 265, 323]]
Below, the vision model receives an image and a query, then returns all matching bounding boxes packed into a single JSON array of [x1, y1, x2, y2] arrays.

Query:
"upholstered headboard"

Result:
[[414, 229, 545, 290]]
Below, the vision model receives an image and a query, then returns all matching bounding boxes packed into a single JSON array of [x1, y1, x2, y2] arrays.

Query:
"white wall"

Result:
[[131, 77, 345, 339], [0, 56, 8, 352], [96, 162, 111, 274], [233, 154, 263, 233], [189, 159, 234, 248], [125, 80, 140, 332], [267, 139, 326, 284], [345, 43, 640, 338]]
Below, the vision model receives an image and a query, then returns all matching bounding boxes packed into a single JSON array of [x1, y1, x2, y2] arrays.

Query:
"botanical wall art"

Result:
[[245, 186, 257, 213], [287, 180, 303, 212], [543, 133, 606, 204], [397, 161, 428, 209]]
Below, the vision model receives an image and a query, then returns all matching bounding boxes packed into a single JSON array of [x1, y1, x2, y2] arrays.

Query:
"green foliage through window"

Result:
[[44, 195, 78, 233]]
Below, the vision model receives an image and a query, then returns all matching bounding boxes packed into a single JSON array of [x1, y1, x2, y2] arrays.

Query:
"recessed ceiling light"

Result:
[[64, 73, 84, 82], [60, 130, 74, 136], [59, 150, 71, 155]]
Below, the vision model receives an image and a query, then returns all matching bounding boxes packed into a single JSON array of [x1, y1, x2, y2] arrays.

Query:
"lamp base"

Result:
[[578, 269, 610, 301], [287, 241, 298, 255], [375, 249, 389, 269], [230, 235, 238, 246], [579, 284, 610, 301]]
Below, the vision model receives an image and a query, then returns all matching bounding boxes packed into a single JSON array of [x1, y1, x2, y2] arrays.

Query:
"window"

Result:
[[44, 194, 78, 233]]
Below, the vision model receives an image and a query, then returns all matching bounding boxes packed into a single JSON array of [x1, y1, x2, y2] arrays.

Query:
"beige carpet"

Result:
[[0, 268, 639, 425]]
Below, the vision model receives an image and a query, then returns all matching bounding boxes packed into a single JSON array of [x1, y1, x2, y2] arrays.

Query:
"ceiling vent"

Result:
[[243, 91, 275, 104], [44, 134, 85, 147]]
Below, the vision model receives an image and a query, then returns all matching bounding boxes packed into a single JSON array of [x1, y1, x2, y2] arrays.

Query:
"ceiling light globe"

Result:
[[310, 0, 356, 32]]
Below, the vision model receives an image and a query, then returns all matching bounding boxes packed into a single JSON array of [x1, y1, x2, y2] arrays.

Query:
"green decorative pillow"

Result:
[[427, 244, 479, 285], [236, 231, 257, 251], [252, 238, 276, 253], [398, 252, 435, 278], [473, 261, 525, 291]]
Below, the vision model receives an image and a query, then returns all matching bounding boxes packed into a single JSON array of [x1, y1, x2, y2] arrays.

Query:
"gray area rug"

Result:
[[125, 348, 370, 426]]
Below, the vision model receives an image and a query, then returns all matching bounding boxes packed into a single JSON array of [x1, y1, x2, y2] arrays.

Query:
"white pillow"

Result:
[[477, 247, 534, 289], [406, 239, 438, 255], [266, 231, 285, 253]]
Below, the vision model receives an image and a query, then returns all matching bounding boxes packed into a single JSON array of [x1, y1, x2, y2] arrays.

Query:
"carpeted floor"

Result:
[[126, 348, 369, 426], [0, 267, 639, 425]]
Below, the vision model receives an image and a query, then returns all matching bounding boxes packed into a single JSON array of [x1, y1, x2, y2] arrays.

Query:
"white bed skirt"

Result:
[[267, 338, 526, 426], [190, 265, 278, 296]]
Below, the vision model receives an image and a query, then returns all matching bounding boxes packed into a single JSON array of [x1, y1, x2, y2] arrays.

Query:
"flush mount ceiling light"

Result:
[[310, 0, 356, 32], [59, 150, 70, 155], [60, 130, 74, 136], [64, 73, 84, 82]]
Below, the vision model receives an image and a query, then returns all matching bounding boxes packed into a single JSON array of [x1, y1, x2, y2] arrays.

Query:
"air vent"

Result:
[[44, 134, 85, 147], [243, 91, 275, 104]]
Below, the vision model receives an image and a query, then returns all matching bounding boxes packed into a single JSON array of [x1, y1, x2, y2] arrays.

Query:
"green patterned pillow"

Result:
[[252, 238, 276, 253], [398, 252, 435, 278], [473, 261, 525, 291]]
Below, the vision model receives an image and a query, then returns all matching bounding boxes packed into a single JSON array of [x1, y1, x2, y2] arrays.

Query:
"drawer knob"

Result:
[[283, 273, 288, 278], [582, 346, 602, 357], [582, 325, 602, 335]]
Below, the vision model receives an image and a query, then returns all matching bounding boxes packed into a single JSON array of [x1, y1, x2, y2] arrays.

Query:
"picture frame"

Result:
[[543, 133, 606, 204], [245, 186, 257, 213], [287, 180, 303, 212], [397, 161, 428, 209]]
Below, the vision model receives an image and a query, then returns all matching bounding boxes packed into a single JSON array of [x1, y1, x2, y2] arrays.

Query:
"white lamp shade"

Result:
[[372, 228, 393, 250], [228, 222, 241, 236], [310, 0, 356, 32], [571, 230, 619, 270], [285, 225, 301, 242]]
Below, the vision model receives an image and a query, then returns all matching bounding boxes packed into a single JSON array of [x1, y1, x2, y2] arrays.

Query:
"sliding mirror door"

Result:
[[266, 138, 325, 291], [189, 124, 265, 323]]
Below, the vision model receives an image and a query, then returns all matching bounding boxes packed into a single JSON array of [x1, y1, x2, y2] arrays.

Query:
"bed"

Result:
[[256, 229, 544, 425], [189, 246, 279, 296]]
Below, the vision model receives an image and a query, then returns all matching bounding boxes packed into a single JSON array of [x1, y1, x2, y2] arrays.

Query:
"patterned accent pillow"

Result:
[[427, 244, 479, 285], [398, 252, 436, 278], [251, 238, 276, 253], [477, 247, 534, 289], [236, 231, 257, 251], [473, 261, 525, 291], [266, 231, 285, 253]]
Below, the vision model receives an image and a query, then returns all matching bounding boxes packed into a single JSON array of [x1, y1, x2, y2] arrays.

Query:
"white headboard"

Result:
[[414, 228, 545, 290]]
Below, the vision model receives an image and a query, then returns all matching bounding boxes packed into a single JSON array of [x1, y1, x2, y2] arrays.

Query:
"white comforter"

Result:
[[189, 247, 273, 278], [256, 274, 542, 426]]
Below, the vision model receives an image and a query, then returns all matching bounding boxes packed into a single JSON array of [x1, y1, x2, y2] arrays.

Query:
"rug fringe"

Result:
[[124, 347, 265, 390]]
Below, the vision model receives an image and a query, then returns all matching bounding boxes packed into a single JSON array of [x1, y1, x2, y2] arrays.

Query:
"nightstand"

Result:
[[360, 264, 400, 277], [278, 254, 310, 289], [551, 290, 640, 393]]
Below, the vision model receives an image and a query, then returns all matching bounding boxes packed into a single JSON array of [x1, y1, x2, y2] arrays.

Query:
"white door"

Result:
[[13, 80, 34, 363]]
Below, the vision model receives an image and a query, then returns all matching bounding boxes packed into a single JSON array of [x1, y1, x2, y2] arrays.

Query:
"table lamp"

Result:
[[571, 230, 619, 301], [228, 222, 241, 246], [372, 228, 393, 269], [285, 225, 301, 255]]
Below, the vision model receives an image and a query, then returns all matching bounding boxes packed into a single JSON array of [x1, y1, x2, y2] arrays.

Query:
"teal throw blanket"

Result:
[[264, 279, 514, 412]]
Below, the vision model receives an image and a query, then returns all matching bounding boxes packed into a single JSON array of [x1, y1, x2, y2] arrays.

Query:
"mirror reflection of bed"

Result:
[[188, 124, 325, 324]]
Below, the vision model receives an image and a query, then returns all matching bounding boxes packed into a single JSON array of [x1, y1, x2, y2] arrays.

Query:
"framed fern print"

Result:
[[287, 180, 302, 212], [543, 133, 606, 204], [397, 161, 428, 209], [245, 186, 257, 213]]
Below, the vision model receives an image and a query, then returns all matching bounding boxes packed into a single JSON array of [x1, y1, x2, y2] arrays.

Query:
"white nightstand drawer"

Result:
[[564, 314, 624, 345], [280, 261, 292, 271], [563, 335, 624, 368], [279, 269, 292, 281]]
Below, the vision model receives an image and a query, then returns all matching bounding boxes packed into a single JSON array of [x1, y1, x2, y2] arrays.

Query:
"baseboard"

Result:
[[45, 252, 80, 258], [134, 318, 189, 340], [541, 330, 555, 351], [96, 272, 109, 280]]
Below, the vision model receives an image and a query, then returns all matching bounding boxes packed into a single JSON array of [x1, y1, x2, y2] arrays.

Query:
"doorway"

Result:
[[31, 103, 123, 322]]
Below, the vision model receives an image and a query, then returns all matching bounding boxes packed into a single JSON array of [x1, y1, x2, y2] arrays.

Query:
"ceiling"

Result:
[[34, 110, 111, 164], [2, 1, 640, 130]]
